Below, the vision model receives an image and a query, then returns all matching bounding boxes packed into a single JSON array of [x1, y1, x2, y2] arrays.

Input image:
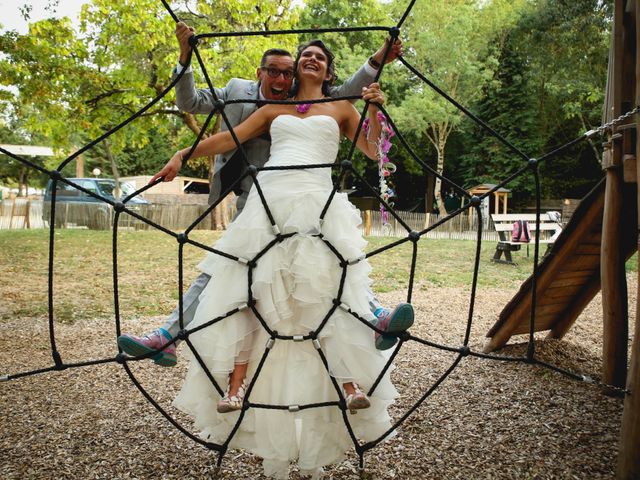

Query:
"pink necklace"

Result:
[[296, 102, 312, 114]]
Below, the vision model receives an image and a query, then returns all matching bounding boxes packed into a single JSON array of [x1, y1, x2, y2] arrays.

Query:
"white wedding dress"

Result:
[[174, 115, 397, 479]]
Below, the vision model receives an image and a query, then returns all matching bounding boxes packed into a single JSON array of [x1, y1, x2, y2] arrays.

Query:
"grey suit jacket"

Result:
[[173, 64, 376, 210]]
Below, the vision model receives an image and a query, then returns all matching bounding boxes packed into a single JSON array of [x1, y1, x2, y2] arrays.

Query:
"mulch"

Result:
[[1, 277, 635, 479]]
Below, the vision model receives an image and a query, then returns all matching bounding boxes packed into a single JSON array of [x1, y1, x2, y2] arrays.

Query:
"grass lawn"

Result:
[[1, 229, 634, 323]]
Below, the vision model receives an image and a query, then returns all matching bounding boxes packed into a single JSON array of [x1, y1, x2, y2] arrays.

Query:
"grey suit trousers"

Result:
[[161, 235, 383, 339], [161, 266, 382, 339]]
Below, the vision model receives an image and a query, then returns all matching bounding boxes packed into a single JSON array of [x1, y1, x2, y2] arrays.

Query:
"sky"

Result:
[[0, 0, 88, 34]]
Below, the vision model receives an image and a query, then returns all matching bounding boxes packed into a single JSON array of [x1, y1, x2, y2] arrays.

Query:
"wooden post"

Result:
[[9, 199, 16, 229], [617, 310, 640, 480], [601, 167, 628, 392], [618, 257, 640, 477], [24, 200, 30, 229], [212, 203, 221, 230], [364, 210, 371, 236], [617, 0, 639, 476], [220, 196, 229, 230], [601, 0, 629, 393]]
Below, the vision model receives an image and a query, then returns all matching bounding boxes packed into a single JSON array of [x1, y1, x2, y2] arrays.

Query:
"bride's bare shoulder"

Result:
[[252, 105, 292, 130]]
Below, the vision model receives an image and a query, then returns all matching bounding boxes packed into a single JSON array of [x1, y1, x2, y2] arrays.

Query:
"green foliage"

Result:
[[0, 0, 299, 181], [179, 0, 299, 89], [460, 0, 611, 203], [386, 0, 524, 213], [0, 0, 180, 180], [459, 30, 545, 198], [0, 116, 55, 189], [298, 0, 390, 71]]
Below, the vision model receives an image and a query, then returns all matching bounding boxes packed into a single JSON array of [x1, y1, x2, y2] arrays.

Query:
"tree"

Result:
[[461, 0, 612, 202], [387, 0, 524, 214], [458, 26, 546, 199], [0, 0, 299, 184]]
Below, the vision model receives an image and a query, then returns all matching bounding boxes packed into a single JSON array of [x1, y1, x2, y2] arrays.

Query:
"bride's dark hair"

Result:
[[290, 39, 338, 98]]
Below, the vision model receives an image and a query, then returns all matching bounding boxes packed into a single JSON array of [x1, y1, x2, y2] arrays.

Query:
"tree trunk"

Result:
[[434, 144, 447, 215], [425, 174, 435, 213], [75, 151, 85, 178], [103, 139, 120, 199], [18, 166, 27, 197], [184, 112, 203, 136]]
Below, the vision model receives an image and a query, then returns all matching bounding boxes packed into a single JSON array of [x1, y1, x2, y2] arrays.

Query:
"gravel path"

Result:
[[1, 277, 635, 479]]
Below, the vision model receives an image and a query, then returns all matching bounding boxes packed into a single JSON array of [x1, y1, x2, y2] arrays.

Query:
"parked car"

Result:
[[42, 177, 150, 229]]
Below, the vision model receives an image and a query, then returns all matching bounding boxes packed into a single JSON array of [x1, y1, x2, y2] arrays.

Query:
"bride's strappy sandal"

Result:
[[217, 380, 247, 413], [345, 384, 370, 414]]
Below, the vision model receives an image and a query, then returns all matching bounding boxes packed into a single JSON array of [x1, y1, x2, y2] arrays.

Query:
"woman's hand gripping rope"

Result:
[[361, 86, 396, 224], [362, 82, 385, 111], [149, 151, 183, 184], [361, 82, 386, 157]]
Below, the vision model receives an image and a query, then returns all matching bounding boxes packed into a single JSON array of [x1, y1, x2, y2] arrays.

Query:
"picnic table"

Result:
[[491, 213, 563, 265]]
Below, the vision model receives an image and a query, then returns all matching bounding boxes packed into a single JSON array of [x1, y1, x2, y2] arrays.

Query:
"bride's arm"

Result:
[[342, 83, 385, 160], [150, 107, 272, 183]]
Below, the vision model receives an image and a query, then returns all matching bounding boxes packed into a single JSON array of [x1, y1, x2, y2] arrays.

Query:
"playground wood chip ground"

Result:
[[1, 275, 635, 479]]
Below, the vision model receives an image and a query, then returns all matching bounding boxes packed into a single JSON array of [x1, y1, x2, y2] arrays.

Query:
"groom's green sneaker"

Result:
[[373, 303, 414, 350], [117, 328, 177, 367]]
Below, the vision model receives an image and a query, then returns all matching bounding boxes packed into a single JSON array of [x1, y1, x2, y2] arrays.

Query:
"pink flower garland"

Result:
[[363, 111, 396, 225]]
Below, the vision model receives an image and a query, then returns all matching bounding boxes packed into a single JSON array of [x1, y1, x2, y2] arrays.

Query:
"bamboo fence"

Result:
[[0, 199, 235, 232], [362, 209, 500, 241], [1, 199, 499, 240]]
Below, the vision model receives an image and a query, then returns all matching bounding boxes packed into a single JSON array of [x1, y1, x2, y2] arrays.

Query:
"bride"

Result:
[[170, 39, 397, 478]]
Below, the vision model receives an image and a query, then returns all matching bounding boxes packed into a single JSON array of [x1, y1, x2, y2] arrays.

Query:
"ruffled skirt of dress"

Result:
[[173, 174, 397, 479]]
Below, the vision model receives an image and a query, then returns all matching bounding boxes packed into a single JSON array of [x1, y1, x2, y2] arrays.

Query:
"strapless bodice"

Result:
[[253, 114, 341, 193], [266, 114, 340, 168]]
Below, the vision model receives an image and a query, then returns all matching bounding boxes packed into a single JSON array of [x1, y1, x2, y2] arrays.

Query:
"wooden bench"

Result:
[[490, 213, 563, 265]]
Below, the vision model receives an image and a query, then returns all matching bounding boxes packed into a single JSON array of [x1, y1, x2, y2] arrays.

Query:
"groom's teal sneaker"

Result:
[[373, 303, 414, 350], [117, 329, 177, 367]]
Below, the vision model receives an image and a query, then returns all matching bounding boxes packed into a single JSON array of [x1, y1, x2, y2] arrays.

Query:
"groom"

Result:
[[117, 23, 414, 366]]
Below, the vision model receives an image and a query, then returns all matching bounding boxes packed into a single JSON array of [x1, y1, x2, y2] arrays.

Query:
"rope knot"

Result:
[[213, 99, 225, 112], [176, 329, 189, 341]]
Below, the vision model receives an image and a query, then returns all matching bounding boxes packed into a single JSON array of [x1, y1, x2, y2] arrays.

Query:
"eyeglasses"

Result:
[[260, 67, 294, 80]]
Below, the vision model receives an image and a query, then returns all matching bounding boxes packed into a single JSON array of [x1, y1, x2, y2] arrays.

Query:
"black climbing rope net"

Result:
[[1, 0, 637, 475]]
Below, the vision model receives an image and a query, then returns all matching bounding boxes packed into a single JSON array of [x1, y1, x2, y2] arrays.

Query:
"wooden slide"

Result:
[[483, 178, 637, 353]]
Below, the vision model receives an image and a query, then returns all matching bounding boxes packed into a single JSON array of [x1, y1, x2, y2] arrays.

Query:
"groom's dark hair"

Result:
[[260, 48, 293, 67], [292, 39, 338, 97]]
